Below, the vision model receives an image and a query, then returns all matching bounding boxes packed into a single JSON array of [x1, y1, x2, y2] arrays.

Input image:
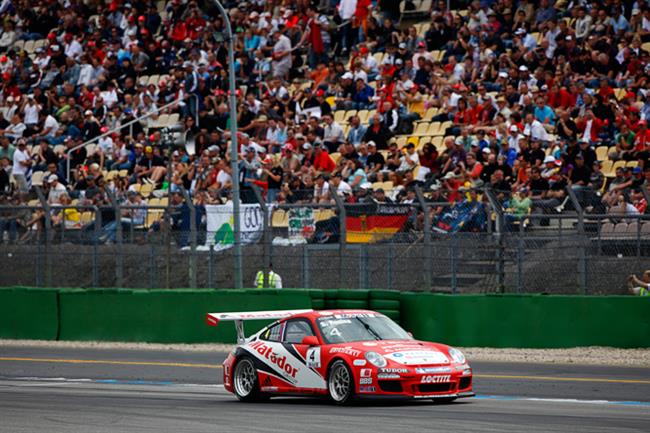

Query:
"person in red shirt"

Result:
[[634, 120, 650, 152], [312, 142, 336, 173]]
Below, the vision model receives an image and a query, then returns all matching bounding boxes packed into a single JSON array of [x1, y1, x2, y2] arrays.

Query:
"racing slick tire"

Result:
[[233, 356, 265, 402], [327, 360, 355, 405]]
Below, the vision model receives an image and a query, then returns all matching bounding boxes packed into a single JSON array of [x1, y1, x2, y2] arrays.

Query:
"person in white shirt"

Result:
[[322, 113, 344, 152], [46, 174, 67, 205], [12, 140, 31, 192], [22, 97, 40, 127], [3, 113, 27, 140], [64, 35, 83, 60], [524, 113, 550, 142], [271, 28, 292, 79], [398, 143, 420, 173], [330, 172, 352, 196]]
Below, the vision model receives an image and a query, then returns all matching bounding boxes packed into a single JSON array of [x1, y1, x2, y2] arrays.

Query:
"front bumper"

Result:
[[357, 368, 473, 398]]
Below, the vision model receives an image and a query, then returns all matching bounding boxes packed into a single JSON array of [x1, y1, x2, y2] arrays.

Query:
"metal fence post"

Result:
[[332, 189, 347, 288], [517, 217, 524, 293], [450, 235, 458, 293], [415, 186, 432, 290], [302, 245, 309, 288], [114, 201, 123, 287], [387, 243, 393, 290], [92, 206, 100, 287], [485, 189, 505, 292], [35, 187, 52, 287], [359, 244, 369, 290], [181, 187, 197, 288], [252, 186, 270, 288], [208, 244, 214, 288]]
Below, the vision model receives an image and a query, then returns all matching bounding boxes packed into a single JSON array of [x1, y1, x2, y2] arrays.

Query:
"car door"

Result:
[[281, 319, 327, 392]]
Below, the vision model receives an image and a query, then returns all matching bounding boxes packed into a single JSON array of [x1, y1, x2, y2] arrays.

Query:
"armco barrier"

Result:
[[400, 293, 650, 348], [58, 288, 312, 343], [0, 287, 59, 340]]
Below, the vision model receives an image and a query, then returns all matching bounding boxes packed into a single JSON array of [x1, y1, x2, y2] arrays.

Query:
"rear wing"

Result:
[[206, 309, 313, 344]]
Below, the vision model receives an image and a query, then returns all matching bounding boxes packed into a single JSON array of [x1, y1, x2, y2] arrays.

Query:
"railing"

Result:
[[65, 98, 182, 182], [1, 186, 648, 294]]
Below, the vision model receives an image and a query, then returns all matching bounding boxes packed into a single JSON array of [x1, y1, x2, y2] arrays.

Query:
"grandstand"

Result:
[[1, 1, 650, 293]]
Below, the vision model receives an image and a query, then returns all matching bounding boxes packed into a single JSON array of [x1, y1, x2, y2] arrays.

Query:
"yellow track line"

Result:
[[0, 357, 222, 369], [1, 358, 648, 384], [475, 374, 650, 385]]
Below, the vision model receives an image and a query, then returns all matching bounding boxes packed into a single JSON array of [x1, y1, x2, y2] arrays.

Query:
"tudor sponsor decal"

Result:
[[385, 350, 450, 365], [421, 375, 451, 383], [249, 341, 299, 380], [329, 346, 362, 357]]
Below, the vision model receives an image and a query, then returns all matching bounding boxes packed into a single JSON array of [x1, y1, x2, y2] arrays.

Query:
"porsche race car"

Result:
[[206, 309, 474, 404]]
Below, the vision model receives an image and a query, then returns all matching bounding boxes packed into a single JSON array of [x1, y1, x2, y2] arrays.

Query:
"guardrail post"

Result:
[[415, 186, 432, 290]]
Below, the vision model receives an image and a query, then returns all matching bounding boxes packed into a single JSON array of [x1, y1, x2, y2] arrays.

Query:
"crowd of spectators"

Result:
[[1, 0, 650, 242]]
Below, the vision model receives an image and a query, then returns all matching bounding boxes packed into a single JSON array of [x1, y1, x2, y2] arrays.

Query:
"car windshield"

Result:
[[316, 313, 412, 344]]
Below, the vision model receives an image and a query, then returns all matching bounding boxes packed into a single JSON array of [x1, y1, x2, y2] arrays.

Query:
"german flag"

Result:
[[346, 203, 411, 243]]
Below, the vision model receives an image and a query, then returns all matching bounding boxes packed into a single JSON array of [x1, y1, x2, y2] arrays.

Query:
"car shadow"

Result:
[[220, 397, 472, 408]]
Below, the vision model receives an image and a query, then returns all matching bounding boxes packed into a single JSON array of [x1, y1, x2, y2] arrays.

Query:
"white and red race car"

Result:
[[206, 309, 474, 404]]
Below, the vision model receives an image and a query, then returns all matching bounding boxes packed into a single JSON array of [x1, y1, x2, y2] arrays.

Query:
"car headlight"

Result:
[[364, 351, 387, 368], [448, 347, 466, 364]]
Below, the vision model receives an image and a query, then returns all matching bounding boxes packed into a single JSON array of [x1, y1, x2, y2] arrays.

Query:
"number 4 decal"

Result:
[[306, 347, 321, 369]]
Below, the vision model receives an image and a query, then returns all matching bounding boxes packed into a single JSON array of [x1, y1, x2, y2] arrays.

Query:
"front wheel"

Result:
[[327, 360, 354, 405], [233, 356, 263, 402]]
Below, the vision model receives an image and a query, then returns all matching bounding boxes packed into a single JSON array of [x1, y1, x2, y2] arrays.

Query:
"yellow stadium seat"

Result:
[[412, 122, 430, 136], [626, 160, 638, 168], [595, 146, 608, 161], [334, 110, 346, 123], [271, 210, 288, 228]]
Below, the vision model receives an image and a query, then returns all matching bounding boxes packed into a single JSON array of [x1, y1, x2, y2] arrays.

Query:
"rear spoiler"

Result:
[[206, 309, 313, 343]]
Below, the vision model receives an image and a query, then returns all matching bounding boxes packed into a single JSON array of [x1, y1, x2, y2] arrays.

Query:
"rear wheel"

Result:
[[327, 360, 354, 405], [233, 356, 262, 402]]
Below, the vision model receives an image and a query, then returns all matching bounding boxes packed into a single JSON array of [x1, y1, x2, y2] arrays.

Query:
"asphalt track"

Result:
[[0, 346, 649, 433]]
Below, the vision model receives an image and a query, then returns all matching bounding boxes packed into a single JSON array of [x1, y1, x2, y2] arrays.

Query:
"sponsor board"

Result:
[[329, 346, 362, 357], [415, 367, 452, 374], [421, 375, 451, 383]]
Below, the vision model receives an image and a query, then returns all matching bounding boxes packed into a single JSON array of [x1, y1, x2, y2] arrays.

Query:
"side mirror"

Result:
[[301, 336, 319, 346]]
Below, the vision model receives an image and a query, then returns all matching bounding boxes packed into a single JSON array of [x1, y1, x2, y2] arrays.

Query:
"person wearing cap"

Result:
[[397, 142, 420, 173], [135, 145, 166, 186], [46, 174, 67, 205]]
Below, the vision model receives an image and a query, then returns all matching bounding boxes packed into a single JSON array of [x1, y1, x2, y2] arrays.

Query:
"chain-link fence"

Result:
[[0, 186, 647, 294]]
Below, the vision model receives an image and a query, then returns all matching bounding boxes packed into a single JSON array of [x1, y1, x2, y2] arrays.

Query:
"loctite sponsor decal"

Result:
[[249, 341, 299, 380], [420, 375, 451, 383], [329, 346, 362, 357]]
